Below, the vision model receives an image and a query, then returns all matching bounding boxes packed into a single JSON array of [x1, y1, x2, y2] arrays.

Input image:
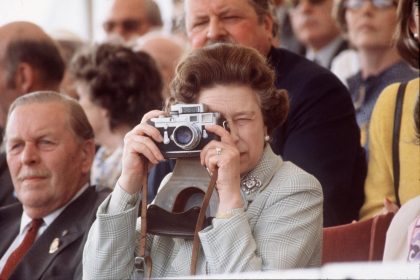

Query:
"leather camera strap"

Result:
[[190, 168, 218, 275], [392, 82, 406, 208], [137, 163, 218, 277], [136, 164, 152, 279]]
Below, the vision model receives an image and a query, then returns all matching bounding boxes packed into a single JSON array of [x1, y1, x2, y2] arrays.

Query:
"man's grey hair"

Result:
[[4, 91, 94, 143]]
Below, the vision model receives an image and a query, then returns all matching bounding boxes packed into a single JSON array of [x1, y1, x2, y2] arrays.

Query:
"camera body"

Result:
[[149, 103, 221, 158]]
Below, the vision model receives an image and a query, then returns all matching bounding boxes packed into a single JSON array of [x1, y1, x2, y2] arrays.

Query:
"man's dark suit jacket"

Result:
[[296, 39, 349, 69], [0, 186, 110, 280], [148, 47, 366, 227], [268, 47, 366, 227], [0, 152, 18, 207]]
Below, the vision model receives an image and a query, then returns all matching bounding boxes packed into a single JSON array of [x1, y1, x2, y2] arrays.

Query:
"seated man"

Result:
[[289, 0, 347, 69], [0, 21, 65, 208], [0, 91, 110, 279]]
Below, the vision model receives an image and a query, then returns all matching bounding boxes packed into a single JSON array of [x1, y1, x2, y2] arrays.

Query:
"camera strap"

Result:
[[135, 166, 153, 279], [190, 168, 218, 275], [137, 164, 218, 278]]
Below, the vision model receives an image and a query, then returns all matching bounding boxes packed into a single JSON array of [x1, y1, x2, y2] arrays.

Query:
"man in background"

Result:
[[0, 91, 109, 279], [0, 21, 65, 207], [103, 0, 163, 45], [134, 32, 186, 100], [289, 0, 347, 69]]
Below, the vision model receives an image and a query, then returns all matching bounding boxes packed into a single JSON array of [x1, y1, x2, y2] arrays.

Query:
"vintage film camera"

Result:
[[149, 103, 222, 158], [147, 103, 223, 238]]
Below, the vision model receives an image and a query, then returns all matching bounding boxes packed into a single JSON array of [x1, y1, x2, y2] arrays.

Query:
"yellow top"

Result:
[[360, 78, 420, 220]]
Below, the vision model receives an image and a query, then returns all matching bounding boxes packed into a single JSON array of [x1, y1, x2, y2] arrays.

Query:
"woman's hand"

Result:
[[380, 197, 399, 215], [118, 110, 166, 194], [200, 124, 243, 213]]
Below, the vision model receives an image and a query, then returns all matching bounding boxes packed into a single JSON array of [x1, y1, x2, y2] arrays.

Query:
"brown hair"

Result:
[[334, 0, 348, 32], [5, 91, 94, 142], [170, 43, 289, 135], [395, 0, 419, 69], [247, 0, 278, 36], [71, 43, 163, 131], [2, 39, 65, 90]]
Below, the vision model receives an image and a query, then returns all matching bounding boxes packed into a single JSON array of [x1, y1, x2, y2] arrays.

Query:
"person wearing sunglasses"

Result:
[[103, 0, 163, 45], [289, 0, 348, 69], [379, 0, 419, 262], [361, 0, 419, 223], [335, 0, 417, 152]]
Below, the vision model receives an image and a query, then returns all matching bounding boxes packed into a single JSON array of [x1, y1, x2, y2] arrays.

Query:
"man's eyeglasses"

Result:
[[344, 0, 397, 10], [103, 19, 142, 33], [289, 0, 326, 9]]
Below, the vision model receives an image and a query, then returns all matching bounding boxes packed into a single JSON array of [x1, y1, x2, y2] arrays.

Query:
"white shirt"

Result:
[[91, 145, 123, 191], [306, 37, 345, 69], [0, 183, 89, 270]]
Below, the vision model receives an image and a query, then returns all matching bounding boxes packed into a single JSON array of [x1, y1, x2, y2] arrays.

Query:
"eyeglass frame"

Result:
[[288, 0, 327, 9], [344, 0, 398, 10]]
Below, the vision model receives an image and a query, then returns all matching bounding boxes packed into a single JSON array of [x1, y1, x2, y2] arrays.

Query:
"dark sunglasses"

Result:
[[344, 0, 397, 9], [289, 0, 326, 9], [103, 19, 141, 33]]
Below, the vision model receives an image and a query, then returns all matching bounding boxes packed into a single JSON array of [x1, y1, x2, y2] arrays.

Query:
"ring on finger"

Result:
[[215, 147, 222, 156]]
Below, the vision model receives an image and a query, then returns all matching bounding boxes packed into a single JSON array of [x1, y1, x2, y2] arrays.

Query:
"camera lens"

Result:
[[172, 124, 201, 150], [174, 126, 192, 145]]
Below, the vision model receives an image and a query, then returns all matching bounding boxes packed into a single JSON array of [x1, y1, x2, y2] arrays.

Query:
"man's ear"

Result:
[[80, 139, 96, 175], [14, 63, 36, 93], [263, 14, 274, 39]]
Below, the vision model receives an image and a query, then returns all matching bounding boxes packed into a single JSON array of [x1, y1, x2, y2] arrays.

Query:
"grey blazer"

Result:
[[83, 146, 323, 279]]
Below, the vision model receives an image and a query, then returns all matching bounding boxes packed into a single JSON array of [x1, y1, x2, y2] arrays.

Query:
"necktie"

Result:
[[0, 219, 43, 280]]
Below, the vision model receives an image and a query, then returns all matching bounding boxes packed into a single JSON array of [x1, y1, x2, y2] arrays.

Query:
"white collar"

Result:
[[306, 37, 344, 68], [20, 183, 90, 234]]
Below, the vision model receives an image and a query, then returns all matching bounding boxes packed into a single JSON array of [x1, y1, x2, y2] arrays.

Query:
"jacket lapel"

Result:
[[12, 187, 99, 279], [0, 204, 22, 256]]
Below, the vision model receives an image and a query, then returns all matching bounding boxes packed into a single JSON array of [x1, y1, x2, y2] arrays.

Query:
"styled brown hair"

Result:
[[395, 0, 419, 69], [71, 43, 163, 131], [2, 39, 65, 90], [170, 43, 289, 135]]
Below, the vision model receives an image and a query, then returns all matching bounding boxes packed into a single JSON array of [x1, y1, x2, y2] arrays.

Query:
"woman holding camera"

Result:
[[83, 43, 323, 279]]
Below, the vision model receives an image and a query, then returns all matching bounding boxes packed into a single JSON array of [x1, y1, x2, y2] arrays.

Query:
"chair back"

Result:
[[322, 212, 394, 264]]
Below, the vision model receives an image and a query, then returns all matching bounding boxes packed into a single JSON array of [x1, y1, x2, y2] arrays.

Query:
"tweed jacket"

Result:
[[83, 146, 323, 279], [0, 187, 110, 280]]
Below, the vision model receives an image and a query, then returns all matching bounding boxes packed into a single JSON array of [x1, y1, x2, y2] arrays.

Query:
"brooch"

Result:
[[240, 175, 262, 195]]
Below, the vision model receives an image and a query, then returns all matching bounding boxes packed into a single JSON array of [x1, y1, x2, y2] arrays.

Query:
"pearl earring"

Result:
[[264, 135, 271, 142], [414, 33, 419, 38]]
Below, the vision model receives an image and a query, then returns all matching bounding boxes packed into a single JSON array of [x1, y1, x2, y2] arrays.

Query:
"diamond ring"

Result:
[[215, 147, 222, 156]]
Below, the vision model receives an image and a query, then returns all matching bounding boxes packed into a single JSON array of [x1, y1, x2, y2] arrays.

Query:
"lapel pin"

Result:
[[49, 237, 61, 254], [61, 229, 68, 237]]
